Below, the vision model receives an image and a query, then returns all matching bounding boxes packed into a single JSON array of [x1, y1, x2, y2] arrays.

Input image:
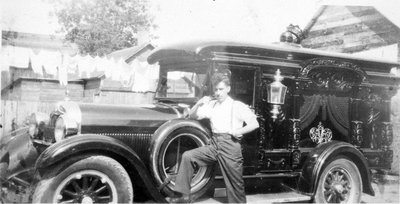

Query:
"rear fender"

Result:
[[35, 134, 167, 202], [298, 141, 374, 196]]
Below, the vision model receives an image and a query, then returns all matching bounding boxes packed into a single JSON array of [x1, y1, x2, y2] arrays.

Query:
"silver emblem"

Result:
[[310, 122, 332, 144]]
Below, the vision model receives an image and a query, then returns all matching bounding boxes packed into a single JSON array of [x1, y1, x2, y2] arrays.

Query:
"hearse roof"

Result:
[[147, 40, 400, 73]]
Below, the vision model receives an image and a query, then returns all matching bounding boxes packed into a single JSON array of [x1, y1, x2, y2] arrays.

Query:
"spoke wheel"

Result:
[[54, 170, 117, 203], [33, 156, 133, 203], [315, 158, 362, 203]]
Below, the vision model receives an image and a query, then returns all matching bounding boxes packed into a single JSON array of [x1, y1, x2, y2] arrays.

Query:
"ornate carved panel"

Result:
[[300, 58, 367, 92], [381, 122, 393, 151], [289, 119, 301, 149], [350, 121, 363, 148]]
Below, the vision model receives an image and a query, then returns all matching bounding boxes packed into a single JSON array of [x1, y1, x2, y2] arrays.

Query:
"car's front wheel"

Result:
[[32, 155, 133, 203], [314, 158, 362, 203]]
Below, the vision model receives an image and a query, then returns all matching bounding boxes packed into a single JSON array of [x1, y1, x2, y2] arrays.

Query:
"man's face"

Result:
[[213, 81, 230, 103]]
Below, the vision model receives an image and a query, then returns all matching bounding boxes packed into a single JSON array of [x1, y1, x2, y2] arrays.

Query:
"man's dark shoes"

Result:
[[166, 192, 191, 203]]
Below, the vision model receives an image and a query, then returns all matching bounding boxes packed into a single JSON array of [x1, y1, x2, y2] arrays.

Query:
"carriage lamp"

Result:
[[266, 69, 287, 120]]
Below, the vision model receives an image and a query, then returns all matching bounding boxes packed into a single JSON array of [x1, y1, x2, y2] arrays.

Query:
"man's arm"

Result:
[[189, 96, 212, 119], [230, 103, 259, 138], [230, 116, 259, 138]]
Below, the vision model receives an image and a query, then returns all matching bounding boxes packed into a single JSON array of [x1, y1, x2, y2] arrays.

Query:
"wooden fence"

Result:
[[1, 100, 57, 137], [0, 91, 155, 139]]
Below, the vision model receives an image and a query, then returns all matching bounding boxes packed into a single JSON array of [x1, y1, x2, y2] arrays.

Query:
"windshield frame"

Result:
[[154, 61, 212, 104]]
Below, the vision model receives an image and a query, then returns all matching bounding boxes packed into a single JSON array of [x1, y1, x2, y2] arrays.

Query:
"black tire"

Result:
[[153, 127, 215, 200], [32, 155, 133, 203], [314, 158, 362, 203]]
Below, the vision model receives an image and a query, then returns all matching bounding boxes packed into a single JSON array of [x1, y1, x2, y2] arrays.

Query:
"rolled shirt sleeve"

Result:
[[196, 102, 213, 120]]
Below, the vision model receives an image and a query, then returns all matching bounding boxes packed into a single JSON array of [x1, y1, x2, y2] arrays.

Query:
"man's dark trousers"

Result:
[[174, 133, 246, 203]]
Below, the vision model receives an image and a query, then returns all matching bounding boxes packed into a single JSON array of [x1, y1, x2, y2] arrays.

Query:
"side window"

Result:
[[156, 70, 206, 98], [166, 71, 195, 97]]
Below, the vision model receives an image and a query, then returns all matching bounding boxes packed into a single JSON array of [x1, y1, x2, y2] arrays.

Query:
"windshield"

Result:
[[155, 66, 209, 99]]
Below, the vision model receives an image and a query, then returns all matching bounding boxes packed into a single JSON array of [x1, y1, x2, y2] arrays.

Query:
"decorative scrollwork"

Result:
[[379, 122, 393, 167], [310, 122, 332, 144], [382, 150, 394, 167], [381, 122, 393, 151], [367, 108, 380, 149], [351, 121, 363, 148], [300, 58, 367, 91], [289, 118, 301, 149], [292, 150, 301, 168], [266, 158, 286, 168], [256, 115, 267, 165]]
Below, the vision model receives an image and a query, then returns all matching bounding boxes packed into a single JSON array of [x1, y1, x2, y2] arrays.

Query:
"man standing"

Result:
[[169, 71, 259, 203]]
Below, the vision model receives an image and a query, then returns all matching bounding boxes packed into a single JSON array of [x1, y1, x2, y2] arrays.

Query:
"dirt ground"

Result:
[[362, 175, 399, 203], [1, 174, 398, 203]]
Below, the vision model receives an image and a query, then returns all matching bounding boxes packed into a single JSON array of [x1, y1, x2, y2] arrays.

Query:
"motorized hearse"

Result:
[[1, 38, 399, 203]]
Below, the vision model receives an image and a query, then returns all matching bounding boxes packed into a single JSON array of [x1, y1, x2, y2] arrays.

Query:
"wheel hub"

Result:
[[81, 196, 94, 204], [54, 170, 117, 203], [324, 168, 351, 203], [332, 183, 344, 194]]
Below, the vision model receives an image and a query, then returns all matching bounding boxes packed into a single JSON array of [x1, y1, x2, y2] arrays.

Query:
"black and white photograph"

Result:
[[1, 0, 399, 203]]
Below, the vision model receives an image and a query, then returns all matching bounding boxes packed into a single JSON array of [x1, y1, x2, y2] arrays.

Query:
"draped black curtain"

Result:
[[300, 94, 349, 137]]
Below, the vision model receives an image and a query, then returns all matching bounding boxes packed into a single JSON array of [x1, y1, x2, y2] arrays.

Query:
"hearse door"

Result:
[[229, 66, 259, 174]]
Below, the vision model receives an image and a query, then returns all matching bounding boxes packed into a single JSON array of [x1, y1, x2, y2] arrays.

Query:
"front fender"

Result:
[[0, 127, 39, 179], [35, 134, 167, 202], [298, 140, 374, 196]]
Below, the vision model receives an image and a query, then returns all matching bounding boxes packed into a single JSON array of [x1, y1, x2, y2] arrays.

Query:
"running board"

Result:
[[197, 188, 311, 203], [215, 172, 299, 180], [246, 191, 312, 203]]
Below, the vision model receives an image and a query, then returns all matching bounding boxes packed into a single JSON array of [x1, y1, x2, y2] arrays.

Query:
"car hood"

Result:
[[57, 102, 184, 129]]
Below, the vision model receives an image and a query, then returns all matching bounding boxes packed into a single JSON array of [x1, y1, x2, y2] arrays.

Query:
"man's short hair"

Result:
[[212, 69, 231, 87]]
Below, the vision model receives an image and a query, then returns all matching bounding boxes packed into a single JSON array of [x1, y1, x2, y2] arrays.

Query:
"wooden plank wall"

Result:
[[0, 91, 155, 138], [93, 90, 154, 104], [1, 100, 56, 137], [1, 78, 155, 138], [302, 6, 400, 54]]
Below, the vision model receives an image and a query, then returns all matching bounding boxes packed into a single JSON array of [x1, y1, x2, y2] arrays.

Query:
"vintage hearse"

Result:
[[1, 39, 399, 203]]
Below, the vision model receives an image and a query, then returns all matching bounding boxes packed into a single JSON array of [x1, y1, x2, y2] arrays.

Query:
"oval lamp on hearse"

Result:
[[266, 69, 287, 121]]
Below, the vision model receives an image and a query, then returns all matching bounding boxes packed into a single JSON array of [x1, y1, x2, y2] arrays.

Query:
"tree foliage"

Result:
[[53, 0, 153, 56]]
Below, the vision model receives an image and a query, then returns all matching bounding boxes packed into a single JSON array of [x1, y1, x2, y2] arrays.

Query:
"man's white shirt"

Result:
[[196, 96, 257, 135]]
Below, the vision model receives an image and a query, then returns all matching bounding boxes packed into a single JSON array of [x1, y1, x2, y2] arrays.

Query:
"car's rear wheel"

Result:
[[314, 158, 362, 203], [154, 127, 214, 200], [32, 155, 133, 203]]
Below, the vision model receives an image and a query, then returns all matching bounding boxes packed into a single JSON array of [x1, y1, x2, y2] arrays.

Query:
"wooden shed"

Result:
[[301, 5, 400, 59]]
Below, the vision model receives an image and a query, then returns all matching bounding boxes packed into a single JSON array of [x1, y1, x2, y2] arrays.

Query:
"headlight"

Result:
[[27, 112, 49, 138], [54, 116, 78, 142]]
